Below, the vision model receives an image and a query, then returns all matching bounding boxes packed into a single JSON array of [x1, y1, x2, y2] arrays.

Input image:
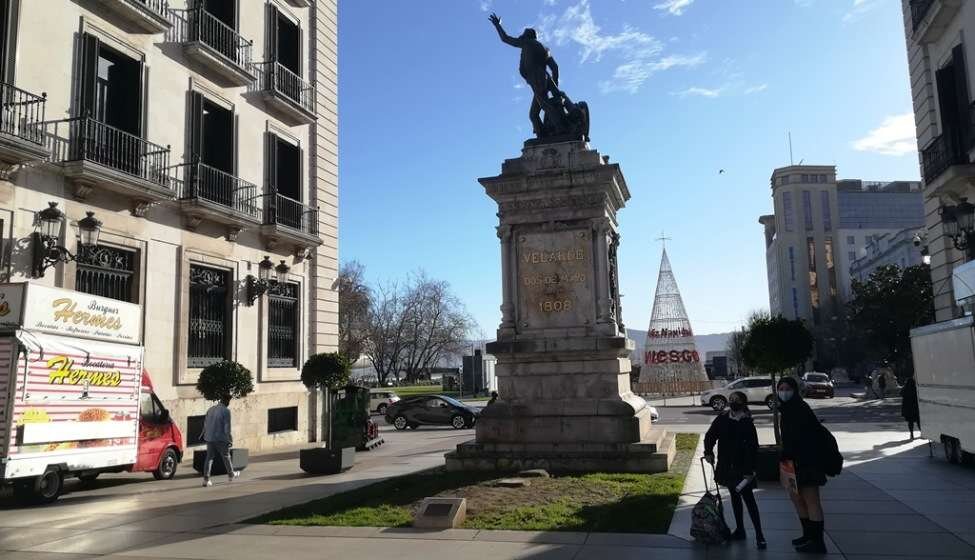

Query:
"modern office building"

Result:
[[0, 0, 338, 451], [849, 228, 927, 284], [900, 0, 975, 322], [760, 166, 923, 325]]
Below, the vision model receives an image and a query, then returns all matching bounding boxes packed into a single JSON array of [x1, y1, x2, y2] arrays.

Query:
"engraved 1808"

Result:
[[538, 299, 573, 313]]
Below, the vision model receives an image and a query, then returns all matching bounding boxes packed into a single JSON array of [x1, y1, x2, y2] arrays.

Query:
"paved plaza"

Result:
[[1, 398, 973, 560]]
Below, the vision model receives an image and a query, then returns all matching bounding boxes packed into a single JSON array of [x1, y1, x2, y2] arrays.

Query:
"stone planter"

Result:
[[756, 444, 781, 482], [192, 448, 249, 475], [299, 446, 355, 475]]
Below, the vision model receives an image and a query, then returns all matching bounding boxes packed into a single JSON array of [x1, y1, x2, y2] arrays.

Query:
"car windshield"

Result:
[[807, 374, 829, 382], [438, 396, 466, 408]]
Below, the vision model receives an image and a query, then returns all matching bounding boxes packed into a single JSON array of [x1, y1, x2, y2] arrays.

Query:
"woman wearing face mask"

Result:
[[777, 376, 828, 553], [704, 391, 766, 549]]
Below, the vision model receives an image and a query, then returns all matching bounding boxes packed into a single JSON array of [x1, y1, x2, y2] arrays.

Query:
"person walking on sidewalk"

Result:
[[704, 391, 767, 550], [877, 370, 888, 400], [202, 395, 239, 487], [778, 376, 829, 554], [901, 376, 921, 439]]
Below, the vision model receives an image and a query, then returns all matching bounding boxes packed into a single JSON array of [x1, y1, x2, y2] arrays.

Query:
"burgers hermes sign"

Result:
[[0, 283, 142, 345]]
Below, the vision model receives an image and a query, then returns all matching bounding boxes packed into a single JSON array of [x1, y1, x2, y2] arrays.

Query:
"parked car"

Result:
[[801, 372, 835, 399], [385, 395, 478, 430], [700, 377, 775, 411], [369, 389, 401, 415]]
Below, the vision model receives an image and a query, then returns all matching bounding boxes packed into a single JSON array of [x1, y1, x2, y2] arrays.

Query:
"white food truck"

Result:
[[0, 283, 184, 503], [910, 261, 975, 464]]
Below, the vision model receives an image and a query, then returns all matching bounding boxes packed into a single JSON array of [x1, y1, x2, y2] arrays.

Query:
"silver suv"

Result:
[[700, 377, 775, 411]]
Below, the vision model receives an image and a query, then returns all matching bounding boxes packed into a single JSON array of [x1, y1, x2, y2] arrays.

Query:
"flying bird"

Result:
[[718, 169, 725, 174]]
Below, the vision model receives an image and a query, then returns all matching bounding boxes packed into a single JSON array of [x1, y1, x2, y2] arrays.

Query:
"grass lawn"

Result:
[[249, 433, 699, 533]]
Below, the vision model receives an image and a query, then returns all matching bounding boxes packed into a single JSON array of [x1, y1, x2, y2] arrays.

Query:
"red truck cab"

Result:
[[131, 370, 183, 479]]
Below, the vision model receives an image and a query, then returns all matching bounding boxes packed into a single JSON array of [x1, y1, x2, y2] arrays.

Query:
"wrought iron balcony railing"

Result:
[[266, 193, 318, 235], [182, 7, 252, 69], [127, 0, 169, 19], [46, 116, 171, 187], [171, 160, 262, 220], [911, 0, 935, 32], [0, 82, 46, 145], [921, 132, 967, 184], [253, 61, 315, 115]]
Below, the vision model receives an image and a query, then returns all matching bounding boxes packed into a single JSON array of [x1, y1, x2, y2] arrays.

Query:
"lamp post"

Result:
[[941, 199, 975, 260], [246, 256, 290, 305], [31, 203, 102, 278]]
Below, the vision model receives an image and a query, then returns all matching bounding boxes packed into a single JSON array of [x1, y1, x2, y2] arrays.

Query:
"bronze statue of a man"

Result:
[[489, 13, 560, 137]]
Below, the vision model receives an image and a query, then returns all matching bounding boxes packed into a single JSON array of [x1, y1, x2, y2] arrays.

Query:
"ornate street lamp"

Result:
[[246, 256, 289, 305], [31, 203, 102, 278], [941, 199, 975, 260]]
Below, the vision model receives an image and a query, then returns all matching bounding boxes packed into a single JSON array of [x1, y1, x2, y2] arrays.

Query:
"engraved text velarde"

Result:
[[517, 229, 593, 330]]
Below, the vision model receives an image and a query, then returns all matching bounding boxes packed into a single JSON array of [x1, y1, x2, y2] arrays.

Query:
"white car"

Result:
[[649, 405, 660, 422], [700, 377, 775, 411], [369, 389, 401, 415]]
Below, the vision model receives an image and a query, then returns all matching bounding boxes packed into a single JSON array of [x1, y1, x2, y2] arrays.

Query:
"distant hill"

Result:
[[626, 329, 731, 362]]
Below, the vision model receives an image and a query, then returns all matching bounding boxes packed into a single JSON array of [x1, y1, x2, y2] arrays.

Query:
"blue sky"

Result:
[[338, 0, 919, 337]]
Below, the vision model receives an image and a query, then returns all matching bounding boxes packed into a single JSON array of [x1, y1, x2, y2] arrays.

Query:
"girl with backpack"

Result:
[[778, 376, 831, 554], [704, 391, 767, 550]]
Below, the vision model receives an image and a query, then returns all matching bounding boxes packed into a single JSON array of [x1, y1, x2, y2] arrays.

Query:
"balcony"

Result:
[[283, 0, 312, 7], [252, 62, 316, 125], [46, 117, 173, 210], [910, 0, 962, 44], [920, 132, 975, 198], [172, 8, 255, 87], [260, 193, 321, 251], [0, 82, 49, 168], [91, 0, 171, 34], [171, 161, 262, 237]]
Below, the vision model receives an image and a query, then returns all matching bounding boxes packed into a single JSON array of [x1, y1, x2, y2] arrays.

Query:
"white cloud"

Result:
[[852, 113, 918, 156], [538, 0, 705, 94], [843, 0, 881, 22], [673, 86, 723, 98], [479, 0, 492, 13], [654, 0, 695, 16], [744, 83, 768, 94]]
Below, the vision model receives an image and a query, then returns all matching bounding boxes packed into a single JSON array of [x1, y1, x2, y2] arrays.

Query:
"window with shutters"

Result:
[[265, 133, 305, 231], [268, 282, 299, 368], [188, 264, 231, 368], [923, 44, 972, 182], [76, 244, 137, 303]]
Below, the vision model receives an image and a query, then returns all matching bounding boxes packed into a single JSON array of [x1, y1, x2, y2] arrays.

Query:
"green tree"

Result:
[[196, 361, 254, 402], [848, 264, 934, 379], [742, 313, 813, 443]]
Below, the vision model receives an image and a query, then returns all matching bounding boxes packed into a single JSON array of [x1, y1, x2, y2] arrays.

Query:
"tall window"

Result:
[[268, 282, 299, 367], [935, 45, 971, 157], [791, 287, 799, 319], [824, 238, 837, 298], [188, 264, 230, 367], [802, 190, 814, 231], [807, 237, 819, 325], [0, 0, 19, 83], [783, 192, 795, 232], [265, 133, 303, 229], [79, 35, 142, 135], [820, 191, 832, 231], [788, 246, 796, 282], [267, 5, 301, 77], [76, 245, 137, 303]]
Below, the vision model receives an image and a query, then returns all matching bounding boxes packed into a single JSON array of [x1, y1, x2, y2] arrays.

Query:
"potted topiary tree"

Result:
[[298, 352, 355, 474], [191, 360, 254, 475], [741, 314, 813, 481]]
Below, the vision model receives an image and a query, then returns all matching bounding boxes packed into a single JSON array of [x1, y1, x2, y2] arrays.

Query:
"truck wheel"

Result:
[[942, 437, 962, 464], [153, 449, 179, 480], [27, 468, 64, 504]]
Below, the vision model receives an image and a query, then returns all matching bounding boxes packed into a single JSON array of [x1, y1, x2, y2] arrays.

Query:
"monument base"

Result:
[[445, 429, 676, 473]]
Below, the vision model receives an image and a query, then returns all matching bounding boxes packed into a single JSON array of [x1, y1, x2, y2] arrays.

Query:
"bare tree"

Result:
[[727, 328, 749, 378], [337, 261, 371, 363], [399, 275, 476, 383], [363, 282, 416, 386]]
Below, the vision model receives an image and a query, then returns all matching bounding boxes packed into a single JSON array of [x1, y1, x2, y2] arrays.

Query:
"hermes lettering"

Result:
[[47, 355, 123, 387], [51, 298, 123, 331]]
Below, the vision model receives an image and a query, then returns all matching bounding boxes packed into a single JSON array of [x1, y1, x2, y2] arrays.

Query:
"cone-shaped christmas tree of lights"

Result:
[[640, 247, 708, 382]]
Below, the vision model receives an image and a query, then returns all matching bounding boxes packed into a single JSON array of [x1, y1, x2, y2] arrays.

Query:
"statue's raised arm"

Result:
[[489, 13, 520, 47]]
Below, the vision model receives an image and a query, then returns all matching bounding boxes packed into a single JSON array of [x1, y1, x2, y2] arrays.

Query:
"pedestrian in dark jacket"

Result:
[[704, 391, 766, 550], [901, 377, 920, 439], [778, 376, 828, 553]]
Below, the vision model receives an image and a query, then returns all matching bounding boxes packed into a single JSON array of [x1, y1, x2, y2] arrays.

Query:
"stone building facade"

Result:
[[900, 0, 975, 321], [0, 0, 338, 452], [760, 166, 923, 325]]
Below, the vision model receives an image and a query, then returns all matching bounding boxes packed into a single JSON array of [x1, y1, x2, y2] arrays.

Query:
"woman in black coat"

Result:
[[901, 377, 920, 439], [704, 391, 766, 549], [778, 375, 828, 554]]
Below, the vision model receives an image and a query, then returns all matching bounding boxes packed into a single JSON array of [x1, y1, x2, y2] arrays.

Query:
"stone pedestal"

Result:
[[445, 141, 674, 473]]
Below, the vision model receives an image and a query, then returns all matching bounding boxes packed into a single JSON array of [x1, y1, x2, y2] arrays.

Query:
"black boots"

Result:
[[792, 518, 810, 546], [796, 520, 827, 554]]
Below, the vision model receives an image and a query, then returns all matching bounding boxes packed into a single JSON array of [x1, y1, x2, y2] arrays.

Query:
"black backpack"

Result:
[[819, 423, 843, 476]]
